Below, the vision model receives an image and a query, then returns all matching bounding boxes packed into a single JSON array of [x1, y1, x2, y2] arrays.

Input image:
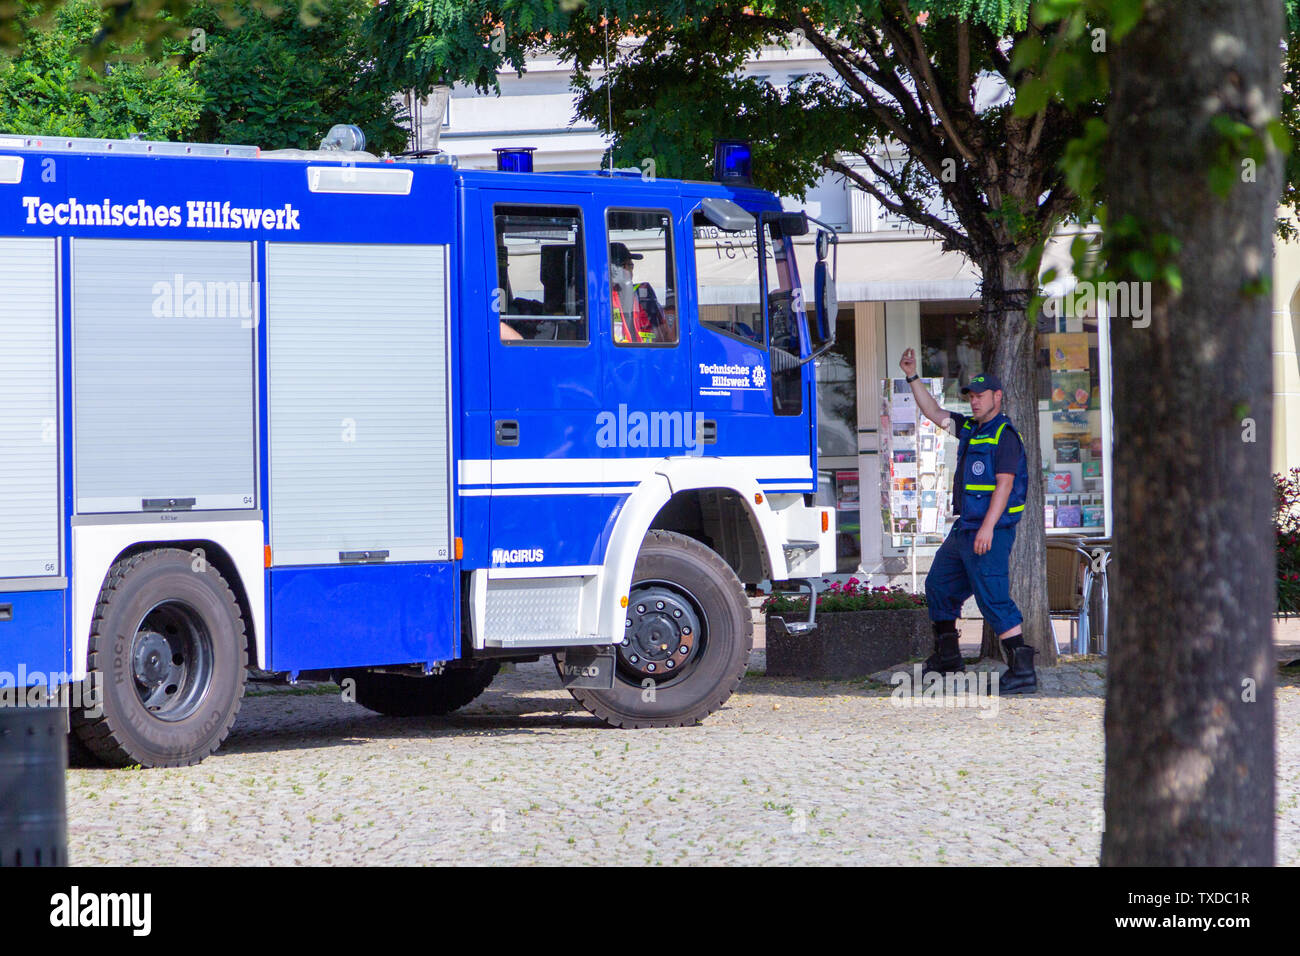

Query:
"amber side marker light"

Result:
[[821, 511, 830, 533], [264, 545, 272, 567], [754, 493, 764, 504], [454, 537, 464, 560]]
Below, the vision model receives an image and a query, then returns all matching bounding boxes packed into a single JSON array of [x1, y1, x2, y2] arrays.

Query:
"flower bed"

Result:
[[764, 579, 931, 680], [761, 579, 928, 615], [1276, 469, 1300, 614]]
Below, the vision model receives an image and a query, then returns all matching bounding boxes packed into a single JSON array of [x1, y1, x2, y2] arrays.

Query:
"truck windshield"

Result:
[[693, 217, 762, 344], [763, 228, 801, 366], [763, 226, 804, 416], [692, 213, 797, 351]]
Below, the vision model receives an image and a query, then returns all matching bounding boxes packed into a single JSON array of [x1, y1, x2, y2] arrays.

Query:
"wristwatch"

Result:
[[906, 373, 919, 383]]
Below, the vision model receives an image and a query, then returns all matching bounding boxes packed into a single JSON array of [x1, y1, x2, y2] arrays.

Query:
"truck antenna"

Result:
[[604, 7, 613, 173]]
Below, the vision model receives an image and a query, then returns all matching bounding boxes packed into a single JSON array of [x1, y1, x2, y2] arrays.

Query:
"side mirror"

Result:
[[816, 229, 832, 261], [700, 197, 756, 232], [814, 259, 836, 342]]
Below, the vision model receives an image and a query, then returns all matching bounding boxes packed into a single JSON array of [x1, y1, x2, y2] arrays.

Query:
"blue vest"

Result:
[[955, 413, 1028, 529]]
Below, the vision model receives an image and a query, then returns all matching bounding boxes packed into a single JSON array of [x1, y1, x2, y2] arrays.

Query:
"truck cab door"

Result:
[[480, 190, 609, 568], [601, 202, 694, 451]]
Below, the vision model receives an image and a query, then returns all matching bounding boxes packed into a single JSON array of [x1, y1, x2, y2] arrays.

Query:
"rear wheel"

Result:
[[71, 548, 247, 768], [348, 662, 500, 717], [563, 530, 752, 727]]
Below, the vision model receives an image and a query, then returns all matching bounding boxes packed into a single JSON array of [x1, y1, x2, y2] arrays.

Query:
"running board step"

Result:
[[484, 633, 609, 649]]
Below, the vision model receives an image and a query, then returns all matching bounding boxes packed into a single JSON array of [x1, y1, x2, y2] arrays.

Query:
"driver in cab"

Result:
[[610, 241, 670, 344]]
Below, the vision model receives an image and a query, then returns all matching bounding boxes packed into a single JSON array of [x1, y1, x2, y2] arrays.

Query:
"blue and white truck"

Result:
[[0, 131, 837, 767]]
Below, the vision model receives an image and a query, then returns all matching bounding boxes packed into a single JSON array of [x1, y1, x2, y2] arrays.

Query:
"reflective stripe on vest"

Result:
[[968, 422, 1006, 446], [613, 287, 654, 343]]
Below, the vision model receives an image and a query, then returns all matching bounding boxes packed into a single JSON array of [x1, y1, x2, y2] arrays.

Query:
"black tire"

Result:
[[70, 548, 248, 768], [65, 729, 98, 769], [348, 662, 500, 717], [563, 530, 753, 728]]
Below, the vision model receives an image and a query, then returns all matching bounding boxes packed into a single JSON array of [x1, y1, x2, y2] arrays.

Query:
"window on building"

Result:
[[919, 301, 1111, 535], [814, 310, 861, 572], [920, 307, 985, 405], [816, 313, 857, 459], [1038, 313, 1107, 533], [606, 209, 678, 346], [493, 205, 586, 344]]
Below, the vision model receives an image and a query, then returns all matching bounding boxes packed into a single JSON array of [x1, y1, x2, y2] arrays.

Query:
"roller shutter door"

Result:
[[267, 243, 451, 565], [72, 239, 257, 512], [0, 238, 61, 579]]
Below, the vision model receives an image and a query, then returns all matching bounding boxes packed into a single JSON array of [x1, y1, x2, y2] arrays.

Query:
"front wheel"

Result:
[[563, 530, 753, 728]]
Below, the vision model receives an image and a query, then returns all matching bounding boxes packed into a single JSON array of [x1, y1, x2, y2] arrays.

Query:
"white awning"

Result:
[[793, 236, 980, 303], [692, 233, 981, 305]]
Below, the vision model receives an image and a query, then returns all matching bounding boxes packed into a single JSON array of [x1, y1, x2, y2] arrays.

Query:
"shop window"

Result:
[[1038, 316, 1106, 532], [606, 209, 678, 346], [815, 310, 860, 572], [493, 205, 586, 344], [920, 309, 984, 404], [916, 303, 1109, 535], [816, 313, 857, 458]]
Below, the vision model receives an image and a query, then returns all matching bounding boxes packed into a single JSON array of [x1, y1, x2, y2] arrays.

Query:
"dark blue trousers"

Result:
[[925, 525, 1023, 635]]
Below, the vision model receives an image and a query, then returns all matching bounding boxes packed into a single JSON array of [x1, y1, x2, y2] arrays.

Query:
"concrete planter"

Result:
[[765, 608, 932, 680]]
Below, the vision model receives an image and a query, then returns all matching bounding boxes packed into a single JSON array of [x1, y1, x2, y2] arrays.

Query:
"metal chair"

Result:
[[1079, 537, 1110, 655], [1045, 539, 1094, 655]]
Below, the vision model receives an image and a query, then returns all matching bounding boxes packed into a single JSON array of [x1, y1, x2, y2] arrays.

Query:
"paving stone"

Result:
[[63, 657, 1300, 865]]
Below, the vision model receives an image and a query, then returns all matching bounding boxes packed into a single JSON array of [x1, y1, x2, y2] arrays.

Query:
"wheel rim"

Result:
[[130, 600, 215, 721], [616, 581, 707, 688]]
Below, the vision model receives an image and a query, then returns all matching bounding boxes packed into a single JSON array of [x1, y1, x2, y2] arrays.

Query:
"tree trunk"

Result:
[[976, 256, 1055, 666], [1102, 0, 1280, 865]]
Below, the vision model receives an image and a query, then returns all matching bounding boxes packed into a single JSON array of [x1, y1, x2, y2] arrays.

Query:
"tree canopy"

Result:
[[190, 0, 408, 153], [0, 0, 202, 139], [0, 0, 408, 152]]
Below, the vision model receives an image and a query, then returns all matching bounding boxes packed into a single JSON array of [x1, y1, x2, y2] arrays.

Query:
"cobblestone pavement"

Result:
[[65, 656, 1300, 866]]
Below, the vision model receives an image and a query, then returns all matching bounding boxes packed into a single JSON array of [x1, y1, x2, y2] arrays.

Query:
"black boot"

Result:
[[922, 628, 965, 676], [999, 645, 1038, 695]]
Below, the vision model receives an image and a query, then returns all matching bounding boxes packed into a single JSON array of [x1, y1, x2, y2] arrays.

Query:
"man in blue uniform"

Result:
[[899, 349, 1037, 694]]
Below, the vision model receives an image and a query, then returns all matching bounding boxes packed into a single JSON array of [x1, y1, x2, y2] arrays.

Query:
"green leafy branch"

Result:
[[1208, 114, 1292, 199]]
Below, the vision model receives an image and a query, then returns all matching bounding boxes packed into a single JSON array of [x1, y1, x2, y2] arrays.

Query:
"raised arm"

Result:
[[898, 349, 952, 430]]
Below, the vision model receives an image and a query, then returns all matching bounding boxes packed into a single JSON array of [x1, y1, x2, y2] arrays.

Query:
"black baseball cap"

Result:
[[609, 242, 643, 266], [961, 373, 1002, 394]]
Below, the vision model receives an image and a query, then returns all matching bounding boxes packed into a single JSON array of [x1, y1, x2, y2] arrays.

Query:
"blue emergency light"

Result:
[[494, 147, 536, 173], [713, 140, 752, 183]]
